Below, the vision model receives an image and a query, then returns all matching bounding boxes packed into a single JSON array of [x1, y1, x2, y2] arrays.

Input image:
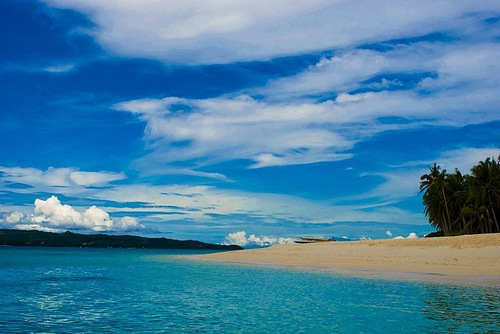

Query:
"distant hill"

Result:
[[0, 229, 242, 251]]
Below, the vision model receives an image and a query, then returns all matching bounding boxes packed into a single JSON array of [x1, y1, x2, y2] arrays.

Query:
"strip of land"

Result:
[[0, 229, 242, 251], [195, 234, 500, 286]]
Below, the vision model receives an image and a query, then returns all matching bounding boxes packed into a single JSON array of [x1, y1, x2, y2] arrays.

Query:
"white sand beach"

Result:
[[196, 234, 500, 286]]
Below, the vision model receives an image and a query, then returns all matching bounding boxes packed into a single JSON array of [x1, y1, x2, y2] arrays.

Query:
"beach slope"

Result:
[[196, 234, 500, 286]]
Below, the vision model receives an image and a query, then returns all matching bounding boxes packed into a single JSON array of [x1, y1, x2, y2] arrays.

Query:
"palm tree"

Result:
[[446, 169, 467, 233], [467, 157, 500, 233], [420, 156, 500, 236], [420, 164, 452, 235]]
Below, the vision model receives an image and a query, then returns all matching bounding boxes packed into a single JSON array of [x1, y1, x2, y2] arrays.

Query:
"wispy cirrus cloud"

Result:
[[358, 147, 500, 204], [43, 63, 75, 73], [91, 183, 427, 228], [38, 1, 499, 177], [44, 0, 499, 64], [2, 167, 375, 228], [115, 96, 354, 170], [0, 166, 126, 188], [115, 41, 499, 172]]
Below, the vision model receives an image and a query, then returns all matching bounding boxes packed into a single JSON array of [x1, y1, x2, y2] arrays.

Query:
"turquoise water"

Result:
[[0, 247, 498, 333]]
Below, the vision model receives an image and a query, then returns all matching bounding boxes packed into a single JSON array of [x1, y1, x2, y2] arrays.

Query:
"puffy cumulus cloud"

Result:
[[8, 196, 144, 233], [82, 205, 114, 231], [222, 231, 248, 246], [0, 166, 126, 189], [4, 211, 25, 224], [32, 196, 82, 226], [115, 217, 143, 231], [45, 0, 499, 64], [223, 231, 294, 247]]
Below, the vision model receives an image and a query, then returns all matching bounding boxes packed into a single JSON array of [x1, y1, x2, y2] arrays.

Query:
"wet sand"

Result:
[[194, 234, 500, 286]]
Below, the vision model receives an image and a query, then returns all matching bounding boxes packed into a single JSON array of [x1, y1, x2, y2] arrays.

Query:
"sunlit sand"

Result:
[[196, 234, 500, 286]]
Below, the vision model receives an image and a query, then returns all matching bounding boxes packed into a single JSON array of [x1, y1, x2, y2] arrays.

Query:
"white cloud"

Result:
[[44, 0, 499, 64], [4, 211, 25, 224], [44, 64, 75, 73], [223, 231, 248, 246], [223, 231, 294, 247], [151, 167, 232, 182], [115, 217, 143, 231], [116, 96, 355, 169], [14, 224, 59, 233], [4, 4, 498, 240], [364, 147, 500, 203], [118, 82, 496, 171], [81, 205, 114, 231], [116, 37, 499, 172], [393, 232, 418, 239], [93, 183, 424, 226], [0, 166, 126, 188], [32, 196, 82, 226], [362, 169, 426, 202], [263, 41, 500, 121], [0, 177, 428, 238], [70, 171, 126, 186], [262, 48, 416, 100], [436, 148, 500, 175], [0, 166, 73, 187], [8, 196, 144, 233]]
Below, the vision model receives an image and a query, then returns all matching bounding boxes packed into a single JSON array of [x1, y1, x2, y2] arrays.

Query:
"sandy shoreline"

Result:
[[193, 234, 500, 286]]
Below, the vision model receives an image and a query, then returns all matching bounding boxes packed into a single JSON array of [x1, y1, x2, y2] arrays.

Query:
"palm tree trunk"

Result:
[[442, 212, 450, 236], [441, 187, 452, 235], [492, 210, 499, 233], [484, 210, 491, 233], [488, 196, 499, 233]]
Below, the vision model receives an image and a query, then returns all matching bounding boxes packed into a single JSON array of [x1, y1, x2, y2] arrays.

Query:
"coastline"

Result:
[[193, 234, 500, 287]]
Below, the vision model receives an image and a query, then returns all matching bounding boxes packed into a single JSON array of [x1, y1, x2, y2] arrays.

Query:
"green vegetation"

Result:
[[0, 229, 242, 250], [420, 156, 500, 236]]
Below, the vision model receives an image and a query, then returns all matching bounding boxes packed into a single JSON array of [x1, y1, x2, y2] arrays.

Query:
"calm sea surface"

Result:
[[0, 247, 498, 333]]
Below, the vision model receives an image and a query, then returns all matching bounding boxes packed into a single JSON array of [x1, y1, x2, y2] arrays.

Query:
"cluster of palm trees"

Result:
[[419, 156, 500, 236]]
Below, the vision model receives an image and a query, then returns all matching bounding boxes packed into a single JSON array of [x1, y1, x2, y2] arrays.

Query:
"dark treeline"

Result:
[[0, 229, 242, 251], [419, 156, 500, 236]]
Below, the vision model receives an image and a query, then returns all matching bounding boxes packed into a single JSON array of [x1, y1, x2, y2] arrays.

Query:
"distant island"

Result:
[[0, 229, 242, 251]]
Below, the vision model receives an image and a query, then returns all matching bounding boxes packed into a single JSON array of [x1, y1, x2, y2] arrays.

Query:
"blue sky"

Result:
[[1, 0, 499, 245]]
